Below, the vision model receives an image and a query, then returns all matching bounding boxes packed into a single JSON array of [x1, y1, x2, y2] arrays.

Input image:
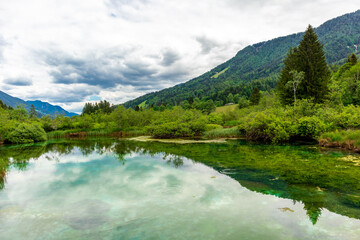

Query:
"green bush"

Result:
[[243, 113, 292, 143], [146, 122, 193, 138], [6, 123, 47, 144], [295, 116, 325, 139]]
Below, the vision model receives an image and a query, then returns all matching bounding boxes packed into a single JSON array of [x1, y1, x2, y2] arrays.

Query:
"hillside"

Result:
[[124, 10, 360, 108], [27, 100, 78, 117], [0, 90, 27, 108], [0, 90, 77, 117]]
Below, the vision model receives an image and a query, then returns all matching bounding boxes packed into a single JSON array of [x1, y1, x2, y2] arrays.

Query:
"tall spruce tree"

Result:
[[347, 53, 358, 65], [278, 25, 330, 104], [249, 87, 261, 105], [29, 104, 37, 118]]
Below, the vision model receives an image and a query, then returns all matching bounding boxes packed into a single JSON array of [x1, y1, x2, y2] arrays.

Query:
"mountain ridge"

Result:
[[0, 90, 77, 117]]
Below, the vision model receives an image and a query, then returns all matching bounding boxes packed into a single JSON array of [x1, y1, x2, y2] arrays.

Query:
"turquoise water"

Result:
[[1, 139, 360, 239]]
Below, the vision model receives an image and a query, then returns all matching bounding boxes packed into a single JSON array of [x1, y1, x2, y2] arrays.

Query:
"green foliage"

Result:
[[6, 123, 47, 144], [205, 124, 223, 131], [296, 116, 325, 139], [329, 63, 360, 106], [29, 104, 37, 118], [146, 107, 207, 138], [10, 105, 28, 121], [320, 130, 360, 148], [82, 100, 113, 115], [203, 127, 240, 139], [249, 87, 261, 105], [278, 25, 330, 104], [238, 97, 249, 109], [347, 53, 358, 65]]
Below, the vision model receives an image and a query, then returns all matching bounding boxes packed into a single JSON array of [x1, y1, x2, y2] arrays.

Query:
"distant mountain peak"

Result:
[[0, 90, 77, 117]]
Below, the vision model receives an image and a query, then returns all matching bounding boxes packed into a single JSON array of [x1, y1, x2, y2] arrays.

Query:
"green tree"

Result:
[[347, 53, 358, 66], [226, 93, 234, 103], [10, 105, 28, 121], [278, 25, 330, 104], [29, 104, 37, 118], [0, 100, 8, 110], [202, 100, 216, 114], [180, 100, 191, 110], [238, 96, 249, 109], [249, 87, 261, 105]]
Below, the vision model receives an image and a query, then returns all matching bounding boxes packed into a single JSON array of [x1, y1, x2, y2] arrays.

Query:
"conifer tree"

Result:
[[347, 53, 358, 65], [29, 104, 37, 118], [249, 87, 261, 105], [278, 25, 330, 104]]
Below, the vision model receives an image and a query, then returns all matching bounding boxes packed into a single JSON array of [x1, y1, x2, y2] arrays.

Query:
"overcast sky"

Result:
[[0, 0, 359, 113]]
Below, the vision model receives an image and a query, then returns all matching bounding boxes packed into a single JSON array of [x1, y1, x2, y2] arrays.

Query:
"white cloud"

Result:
[[0, 0, 358, 112]]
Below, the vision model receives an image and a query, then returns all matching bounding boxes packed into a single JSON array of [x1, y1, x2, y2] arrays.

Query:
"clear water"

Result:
[[1, 138, 360, 239]]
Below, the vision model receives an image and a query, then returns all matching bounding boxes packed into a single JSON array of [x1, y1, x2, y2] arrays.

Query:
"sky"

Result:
[[0, 0, 359, 113]]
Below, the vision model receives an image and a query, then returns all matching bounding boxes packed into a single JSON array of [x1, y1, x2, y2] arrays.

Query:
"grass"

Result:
[[215, 104, 238, 113], [47, 128, 145, 139], [319, 129, 360, 148], [211, 67, 229, 79], [138, 100, 147, 108], [47, 129, 80, 138], [203, 127, 240, 139]]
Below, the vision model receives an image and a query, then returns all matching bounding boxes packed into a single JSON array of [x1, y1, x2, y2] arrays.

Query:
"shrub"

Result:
[[295, 116, 325, 139], [242, 112, 294, 143], [6, 123, 47, 144], [146, 122, 193, 138]]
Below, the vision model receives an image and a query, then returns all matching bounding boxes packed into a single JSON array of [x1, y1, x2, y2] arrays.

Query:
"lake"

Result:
[[1, 138, 360, 239]]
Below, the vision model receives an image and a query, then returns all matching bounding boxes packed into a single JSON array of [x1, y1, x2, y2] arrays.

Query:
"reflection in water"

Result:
[[1, 138, 360, 239]]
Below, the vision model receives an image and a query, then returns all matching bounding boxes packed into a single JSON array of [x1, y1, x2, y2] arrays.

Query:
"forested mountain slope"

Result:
[[124, 10, 360, 108]]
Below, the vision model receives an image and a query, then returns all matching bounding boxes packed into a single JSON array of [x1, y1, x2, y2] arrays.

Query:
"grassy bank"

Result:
[[203, 127, 240, 139], [47, 129, 145, 139], [319, 130, 360, 152]]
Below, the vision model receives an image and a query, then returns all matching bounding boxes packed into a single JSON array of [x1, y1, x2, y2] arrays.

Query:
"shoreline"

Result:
[[319, 139, 360, 154]]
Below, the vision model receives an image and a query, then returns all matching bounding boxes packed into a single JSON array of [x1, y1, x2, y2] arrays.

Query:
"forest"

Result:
[[1, 25, 360, 150]]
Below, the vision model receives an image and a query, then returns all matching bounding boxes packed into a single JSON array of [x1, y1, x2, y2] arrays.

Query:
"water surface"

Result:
[[1, 139, 360, 239]]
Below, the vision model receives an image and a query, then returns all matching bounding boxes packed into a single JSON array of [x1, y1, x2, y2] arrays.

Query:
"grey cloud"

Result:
[[38, 47, 188, 93], [4, 77, 33, 86], [157, 67, 189, 82], [196, 36, 220, 54], [29, 87, 100, 103], [161, 49, 180, 66]]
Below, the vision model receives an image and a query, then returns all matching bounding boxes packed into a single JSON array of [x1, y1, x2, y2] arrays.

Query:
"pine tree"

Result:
[[347, 53, 358, 65], [0, 100, 7, 110], [249, 87, 261, 105], [278, 25, 330, 104], [29, 104, 37, 118]]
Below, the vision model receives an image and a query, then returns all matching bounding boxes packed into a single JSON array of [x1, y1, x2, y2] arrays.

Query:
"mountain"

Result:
[[0, 90, 28, 108], [0, 90, 77, 117], [124, 10, 360, 108], [27, 100, 78, 117]]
